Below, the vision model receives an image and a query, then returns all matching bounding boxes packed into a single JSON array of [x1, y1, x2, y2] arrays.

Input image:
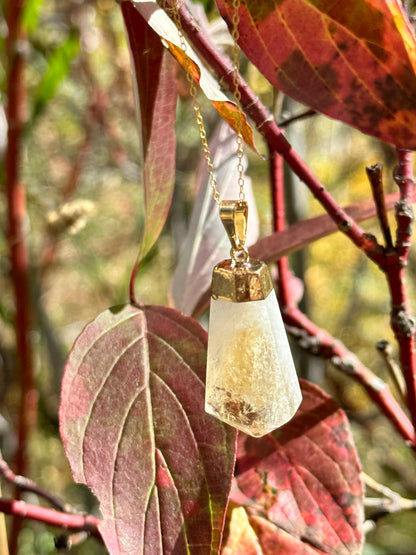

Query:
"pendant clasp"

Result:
[[219, 200, 249, 263]]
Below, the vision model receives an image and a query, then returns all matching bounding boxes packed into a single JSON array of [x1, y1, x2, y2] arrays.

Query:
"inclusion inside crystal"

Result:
[[205, 290, 302, 437]]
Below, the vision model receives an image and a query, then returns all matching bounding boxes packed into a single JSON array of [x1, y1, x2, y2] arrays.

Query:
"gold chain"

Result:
[[172, 0, 245, 204], [231, 0, 245, 202]]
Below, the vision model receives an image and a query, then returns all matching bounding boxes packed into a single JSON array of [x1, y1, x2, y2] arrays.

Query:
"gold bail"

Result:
[[219, 200, 248, 258]]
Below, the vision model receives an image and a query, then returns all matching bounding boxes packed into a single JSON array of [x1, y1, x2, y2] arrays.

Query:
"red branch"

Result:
[[270, 150, 291, 305], [284, 307, 416, 447], [171, 0, 385, 268], [5, 1, 36, 550], [5, 0, 36, 483], [267, 136, 415, 447], [0, 451, 70, 513], [0, 498, 101, 539], [387, 149, 416, 429]]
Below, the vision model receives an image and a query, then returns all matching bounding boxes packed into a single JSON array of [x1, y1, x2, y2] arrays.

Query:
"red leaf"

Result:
[[216, 0, 416, 148], [60, 304, 237, 554], [122, 3, 177, 260], [229, 380, 364, 554]]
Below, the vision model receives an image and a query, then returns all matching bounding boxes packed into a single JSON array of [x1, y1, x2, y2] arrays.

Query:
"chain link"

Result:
[[172, 0, 245, 204], [231, 0, 245, 201], [172, 2, 221, 204]]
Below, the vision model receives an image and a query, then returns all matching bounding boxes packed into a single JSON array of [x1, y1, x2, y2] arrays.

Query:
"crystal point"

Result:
[[205, 290, 302, 437]]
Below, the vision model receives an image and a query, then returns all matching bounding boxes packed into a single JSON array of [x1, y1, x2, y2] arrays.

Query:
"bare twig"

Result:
[[284, 309, 415, 447], [278, 108, 317, 128], [366, 164, 394, 249], [364, 472, 416, 524], [0, 451, 72, 513], [376, 340, 407, 402]]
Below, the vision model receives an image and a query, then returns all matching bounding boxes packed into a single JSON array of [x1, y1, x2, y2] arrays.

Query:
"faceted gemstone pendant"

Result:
[[205, 200, 302, 437]]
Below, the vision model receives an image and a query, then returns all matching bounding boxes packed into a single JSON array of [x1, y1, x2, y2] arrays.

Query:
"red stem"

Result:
[[0, 498, 101, 539], [0, 451, 69, 513], [366, 164, 394, 249], [129, 259, 140, 305], [388, 149, 416, 429], [267, 137, 415, 446], [5, 1, 37, 550], [270, 150, 292, 308], [284, 307, 416, 447]]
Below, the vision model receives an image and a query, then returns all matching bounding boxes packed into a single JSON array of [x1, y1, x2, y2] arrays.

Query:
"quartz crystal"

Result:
[[205, 290, 302, 437]]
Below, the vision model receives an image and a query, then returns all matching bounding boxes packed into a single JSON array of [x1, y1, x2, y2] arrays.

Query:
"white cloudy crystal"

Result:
[[205, 290, 302, 437]]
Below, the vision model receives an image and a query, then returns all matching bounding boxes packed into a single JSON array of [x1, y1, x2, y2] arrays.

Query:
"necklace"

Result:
[[173, 0, 302, 437]]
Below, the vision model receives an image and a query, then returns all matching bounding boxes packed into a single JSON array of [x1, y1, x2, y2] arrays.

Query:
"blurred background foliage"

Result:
[[1, 0, 416, 553]]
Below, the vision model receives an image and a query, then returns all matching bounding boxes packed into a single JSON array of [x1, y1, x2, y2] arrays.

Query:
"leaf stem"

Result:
[[129, 258, 140, 305]]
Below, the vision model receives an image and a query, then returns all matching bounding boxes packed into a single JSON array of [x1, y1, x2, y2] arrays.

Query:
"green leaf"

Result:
[[22, 0, 45, 34], [31, 29, 79, 122]]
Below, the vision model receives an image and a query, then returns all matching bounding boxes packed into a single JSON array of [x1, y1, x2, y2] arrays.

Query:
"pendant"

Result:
[[205, 200, 302, 437]]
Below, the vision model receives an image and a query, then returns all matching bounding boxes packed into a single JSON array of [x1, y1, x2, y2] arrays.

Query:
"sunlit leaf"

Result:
[[230, 380, 364, 554], [122, 3, 177, 261], [171, 121, 259, 316], [216, 0, 416, 148], [221, 506, 263, 555], [131, 0, 259, 153], [60, 304, 236, 554]]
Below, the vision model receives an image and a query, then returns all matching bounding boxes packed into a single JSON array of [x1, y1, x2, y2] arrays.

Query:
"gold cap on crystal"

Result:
[[212, 200, 274, 302], [212, 258, 274, 302]]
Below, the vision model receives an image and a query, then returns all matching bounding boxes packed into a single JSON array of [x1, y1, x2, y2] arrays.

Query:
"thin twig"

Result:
[[284, 308, 415, 447], [376, 340, 407, 402], [366, 163, 394, 249], [0, 451, 72, 513], [364, 472, 416, 523], [278, 108, 317, 128]]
